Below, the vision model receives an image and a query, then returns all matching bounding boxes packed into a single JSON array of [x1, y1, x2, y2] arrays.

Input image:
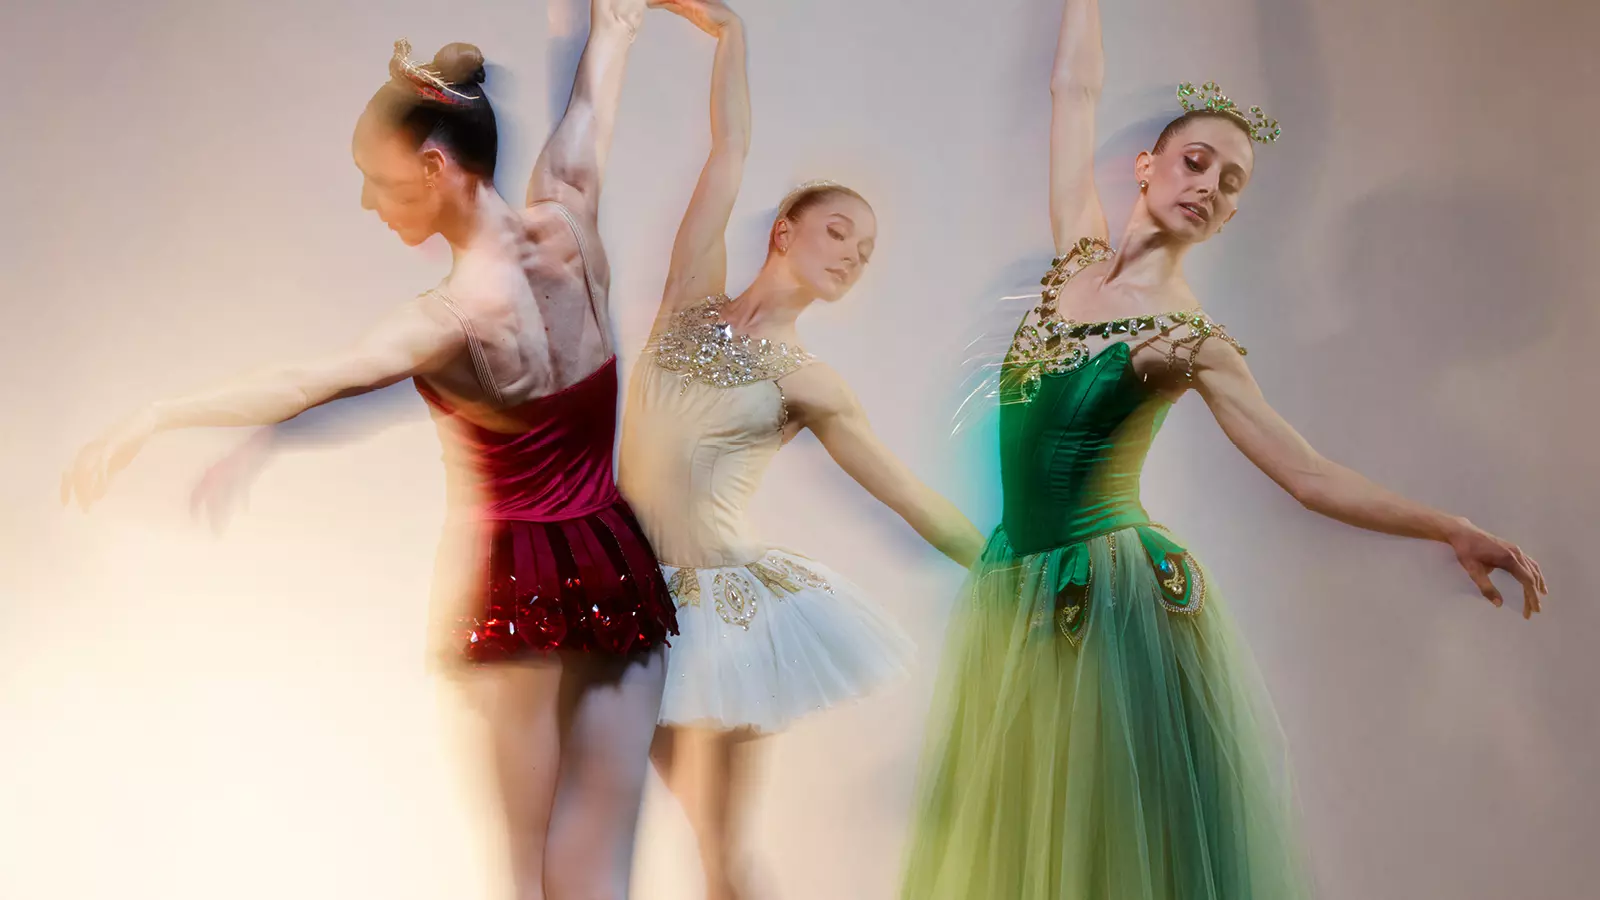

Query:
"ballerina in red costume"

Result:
[[62, 4, 674, 898]]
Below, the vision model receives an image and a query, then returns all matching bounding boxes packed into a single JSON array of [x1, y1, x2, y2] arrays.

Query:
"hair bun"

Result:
[[432, 42, 486, 86]]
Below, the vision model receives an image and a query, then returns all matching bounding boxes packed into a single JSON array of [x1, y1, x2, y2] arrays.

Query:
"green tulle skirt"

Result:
[[901, 525, 1312, 900]]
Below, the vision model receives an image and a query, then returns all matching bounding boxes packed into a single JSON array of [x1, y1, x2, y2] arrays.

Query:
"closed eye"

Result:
[[1185, 156, 1203, 172]]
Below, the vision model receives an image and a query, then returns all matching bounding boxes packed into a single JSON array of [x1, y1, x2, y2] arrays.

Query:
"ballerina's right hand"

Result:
[[61, 408, 158, 512], [650, 0, 738, 36], [1446, 520, 1547, 620]]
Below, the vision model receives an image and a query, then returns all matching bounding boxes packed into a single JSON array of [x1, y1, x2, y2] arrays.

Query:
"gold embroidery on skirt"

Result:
[[671, 554, 837, 628], [713, 571, 759, 629], [667, 568, 701, 609]]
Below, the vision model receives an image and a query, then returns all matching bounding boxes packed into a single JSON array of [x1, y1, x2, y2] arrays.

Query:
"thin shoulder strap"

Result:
[[422, 288, 508, 407], [529, 199, 612, 356]]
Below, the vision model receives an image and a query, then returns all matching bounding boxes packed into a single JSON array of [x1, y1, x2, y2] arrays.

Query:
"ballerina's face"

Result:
[[775, 194, 878, 302], [352, 117, 447, 247], [1138, 116, 1255, 243]]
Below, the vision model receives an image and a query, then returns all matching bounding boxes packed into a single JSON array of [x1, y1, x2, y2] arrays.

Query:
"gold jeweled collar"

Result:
[[1002, 238, 1246, 403]]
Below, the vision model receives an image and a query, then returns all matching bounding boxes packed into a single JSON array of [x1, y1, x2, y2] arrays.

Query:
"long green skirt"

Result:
[[901, 525, 1312, 899]]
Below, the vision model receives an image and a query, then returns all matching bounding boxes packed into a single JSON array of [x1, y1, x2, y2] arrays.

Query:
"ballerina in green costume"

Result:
[[899, 1, 1548, 898]]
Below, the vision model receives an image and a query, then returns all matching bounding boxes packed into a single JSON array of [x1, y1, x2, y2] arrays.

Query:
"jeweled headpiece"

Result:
[[1176, 81, 1281, 144], [777, 179, 845, 218], [389, 39, 478, 104]]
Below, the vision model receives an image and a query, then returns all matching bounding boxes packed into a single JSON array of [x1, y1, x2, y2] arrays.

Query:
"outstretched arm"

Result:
[[526, 0, 652, 217], [187, 387, 421, 533], [1191, 340, 1547, 618], [784, 364, 986, 568], [655, 0, 750, 314], [1049, 0, 1109, 251], [63, 297, 465, 510]]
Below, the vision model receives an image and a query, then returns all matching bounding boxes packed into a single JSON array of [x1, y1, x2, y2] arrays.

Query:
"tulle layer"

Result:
[[902, 525, 1312, 900], [659, 549, 914, 733]]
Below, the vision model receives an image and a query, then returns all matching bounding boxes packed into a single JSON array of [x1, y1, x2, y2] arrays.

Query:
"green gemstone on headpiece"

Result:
[[1176, 81, 1282, 145]]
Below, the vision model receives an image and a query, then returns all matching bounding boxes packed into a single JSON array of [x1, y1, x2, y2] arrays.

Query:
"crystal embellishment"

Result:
[[1001, 237, 1248, 404], [651, 295, 813, 390]]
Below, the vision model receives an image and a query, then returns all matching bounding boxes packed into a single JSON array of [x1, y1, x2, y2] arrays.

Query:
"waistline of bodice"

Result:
[[460, 490, 625, 524], [634, 524, 767, 570], [999, 501, 1152, 557]]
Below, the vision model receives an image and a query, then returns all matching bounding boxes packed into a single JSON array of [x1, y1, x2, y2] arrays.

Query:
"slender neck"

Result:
[[1105, 203, 1192, 291], [724, 259, 817, 336], [439, 180, 514, 259]]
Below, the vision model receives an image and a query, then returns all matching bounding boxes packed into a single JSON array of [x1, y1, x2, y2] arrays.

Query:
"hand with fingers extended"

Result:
[[1446, 519, 1547, 619], [189, 427, 279, 534], [650, 0, 739, 36], [61, 407, 159, 512]]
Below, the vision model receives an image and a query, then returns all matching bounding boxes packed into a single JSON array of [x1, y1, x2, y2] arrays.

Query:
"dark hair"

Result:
[[364, 42, 498, 179], [1152, 109, 1252, 155]]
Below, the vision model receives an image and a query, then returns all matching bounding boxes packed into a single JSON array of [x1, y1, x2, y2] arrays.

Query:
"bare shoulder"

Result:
[[433, 260, 540, 344], [1176, 312, 1255, 395], [405, 289, 465, 329], [1179, 311, 1248, 361], [443, 254, 526, 302], [779, 361, 860, 421]]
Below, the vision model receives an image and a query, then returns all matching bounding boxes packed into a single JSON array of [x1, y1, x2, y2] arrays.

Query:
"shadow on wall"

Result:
[[1321, 184, 1561, 511]]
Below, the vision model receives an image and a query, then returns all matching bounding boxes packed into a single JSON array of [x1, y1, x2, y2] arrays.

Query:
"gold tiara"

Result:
[[778, 179, 844, 217], [1177, 81, 1281, 144], [389, 39, 478, 104]]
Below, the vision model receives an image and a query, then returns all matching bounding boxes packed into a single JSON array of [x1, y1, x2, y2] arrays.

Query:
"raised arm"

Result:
[[1049, 0, 1109, 251], [62, 297, 465, 511], [655, 0, 750, 313], [526, 0, 652, 217], [1191, 340, 1547, 618], [783, 365, 986, 568]]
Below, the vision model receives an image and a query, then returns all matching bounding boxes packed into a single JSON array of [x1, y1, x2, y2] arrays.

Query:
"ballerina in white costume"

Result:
[[619, 2, 984, 897], [628, 292, 922, 733]]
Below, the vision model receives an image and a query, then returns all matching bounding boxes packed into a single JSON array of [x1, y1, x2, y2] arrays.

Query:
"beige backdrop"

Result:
[[3, 0, 1595, 897]]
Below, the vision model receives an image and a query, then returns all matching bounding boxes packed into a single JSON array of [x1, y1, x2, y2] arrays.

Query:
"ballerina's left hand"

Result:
[[189, 427, 278, 534], [61, 407, 159, 511], [1446, 519, 1547, 619], [650, 0, 739, 36]]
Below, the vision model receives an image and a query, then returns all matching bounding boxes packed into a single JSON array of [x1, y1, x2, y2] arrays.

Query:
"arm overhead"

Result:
[[656, 0, 751, 313], [1048, 0, 1110, 251]]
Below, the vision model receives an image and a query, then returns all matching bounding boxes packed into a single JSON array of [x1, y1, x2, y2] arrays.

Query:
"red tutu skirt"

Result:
[[457, 500, 677, 661]]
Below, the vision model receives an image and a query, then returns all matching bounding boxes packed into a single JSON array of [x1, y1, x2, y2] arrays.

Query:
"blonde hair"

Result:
[[769, 181, 870, 253]]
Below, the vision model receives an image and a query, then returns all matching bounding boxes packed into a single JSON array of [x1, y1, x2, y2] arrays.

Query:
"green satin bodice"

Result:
[[996, 238, 1245, 557], [999, 342, 1170, 555]]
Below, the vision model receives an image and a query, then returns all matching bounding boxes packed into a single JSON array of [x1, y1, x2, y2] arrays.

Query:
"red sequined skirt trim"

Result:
[[461, 500, 677, 661]]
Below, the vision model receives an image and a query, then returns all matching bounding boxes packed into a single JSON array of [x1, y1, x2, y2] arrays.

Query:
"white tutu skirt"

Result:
[[658, 548, 915, 733]]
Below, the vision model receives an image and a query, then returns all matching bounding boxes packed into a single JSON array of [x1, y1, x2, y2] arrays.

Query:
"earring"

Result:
[[425, 179, 436, 189], [1139, 180, 1149, 191]]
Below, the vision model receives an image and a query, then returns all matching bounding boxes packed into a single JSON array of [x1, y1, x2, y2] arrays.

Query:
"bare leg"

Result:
[[474, 658, 566, 900], [650, 724, 764, 900], [543, 647, 669, 900]]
